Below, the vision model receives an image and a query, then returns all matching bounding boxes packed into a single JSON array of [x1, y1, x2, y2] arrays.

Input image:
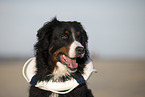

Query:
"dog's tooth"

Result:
[[63, 55, 67, 61]]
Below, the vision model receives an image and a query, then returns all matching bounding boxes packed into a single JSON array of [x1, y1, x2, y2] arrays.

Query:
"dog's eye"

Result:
[[61, 35, 68, 39]]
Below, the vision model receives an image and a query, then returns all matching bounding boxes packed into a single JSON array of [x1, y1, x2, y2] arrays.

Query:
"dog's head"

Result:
[[35, 18, 89, 80]]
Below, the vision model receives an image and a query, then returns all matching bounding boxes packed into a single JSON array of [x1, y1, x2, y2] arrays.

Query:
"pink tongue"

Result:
[[60, 55, 78, 69], [66, 57, 78, 69]]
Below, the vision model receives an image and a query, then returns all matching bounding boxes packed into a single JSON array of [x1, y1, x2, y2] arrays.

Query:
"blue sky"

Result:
[[0, 0, 145, 59]]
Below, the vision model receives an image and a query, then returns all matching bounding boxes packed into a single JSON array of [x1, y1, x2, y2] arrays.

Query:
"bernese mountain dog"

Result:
[[24, 18, 95, 97]]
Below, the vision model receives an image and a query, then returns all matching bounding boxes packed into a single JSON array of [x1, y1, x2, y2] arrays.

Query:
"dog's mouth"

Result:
[[59, 54, 78, 71]]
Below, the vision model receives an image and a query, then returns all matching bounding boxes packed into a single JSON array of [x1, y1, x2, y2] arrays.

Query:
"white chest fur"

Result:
[[52, 62, 70, 80]]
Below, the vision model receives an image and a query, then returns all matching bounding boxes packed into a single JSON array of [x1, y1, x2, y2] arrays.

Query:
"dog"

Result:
[[23, 18, 95, 97]]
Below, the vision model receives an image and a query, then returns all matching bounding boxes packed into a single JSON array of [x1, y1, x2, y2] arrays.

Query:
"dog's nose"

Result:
[[76, 47, 85, 57]]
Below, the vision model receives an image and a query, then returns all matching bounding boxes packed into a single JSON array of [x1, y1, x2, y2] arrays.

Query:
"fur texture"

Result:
[[29, 18, 94, 97]]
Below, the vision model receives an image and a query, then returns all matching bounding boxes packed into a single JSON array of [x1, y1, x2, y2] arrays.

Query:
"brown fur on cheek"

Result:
[[51, 46, 70, 66]]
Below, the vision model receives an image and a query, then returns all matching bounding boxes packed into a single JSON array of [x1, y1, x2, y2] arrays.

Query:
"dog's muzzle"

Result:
[[69, 41, 85, 58], [76, 46, 85, 58]]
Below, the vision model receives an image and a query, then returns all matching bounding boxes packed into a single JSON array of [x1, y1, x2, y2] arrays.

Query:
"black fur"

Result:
[[29, 18, 94, 97]]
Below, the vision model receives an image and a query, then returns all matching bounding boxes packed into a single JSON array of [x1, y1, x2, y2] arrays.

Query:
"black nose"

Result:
[[76, 47, 85, 55]]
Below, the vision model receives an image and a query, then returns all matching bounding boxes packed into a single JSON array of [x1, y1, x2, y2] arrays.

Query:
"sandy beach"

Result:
[[0, 59, 145, 97]]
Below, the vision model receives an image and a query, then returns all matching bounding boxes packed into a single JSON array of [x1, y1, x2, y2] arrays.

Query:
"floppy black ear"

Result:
[[35, 17, 59, 51], [34, 18, 60, 79], [37, 17, 59, 40]]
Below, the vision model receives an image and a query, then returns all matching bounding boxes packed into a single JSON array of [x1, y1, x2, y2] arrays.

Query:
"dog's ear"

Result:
[[35, 17, 59, 51], [81, 29, 88, 48], [37, 17, 59, 40]]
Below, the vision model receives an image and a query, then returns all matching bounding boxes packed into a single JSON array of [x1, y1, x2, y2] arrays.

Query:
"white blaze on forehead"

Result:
[[69, 27, 84, 58], [69, 41, 84, 58], [72, 32, 76, 41], [71, 27, 77, 41]]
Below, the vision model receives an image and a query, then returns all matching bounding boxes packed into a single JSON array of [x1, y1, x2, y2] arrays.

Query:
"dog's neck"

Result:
[[22, 57, 96, 94], [52, 62, 70, 81]]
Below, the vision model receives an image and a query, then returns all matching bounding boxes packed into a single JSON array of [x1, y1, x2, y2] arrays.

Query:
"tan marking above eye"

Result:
[[65, 31, 70, 34]]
